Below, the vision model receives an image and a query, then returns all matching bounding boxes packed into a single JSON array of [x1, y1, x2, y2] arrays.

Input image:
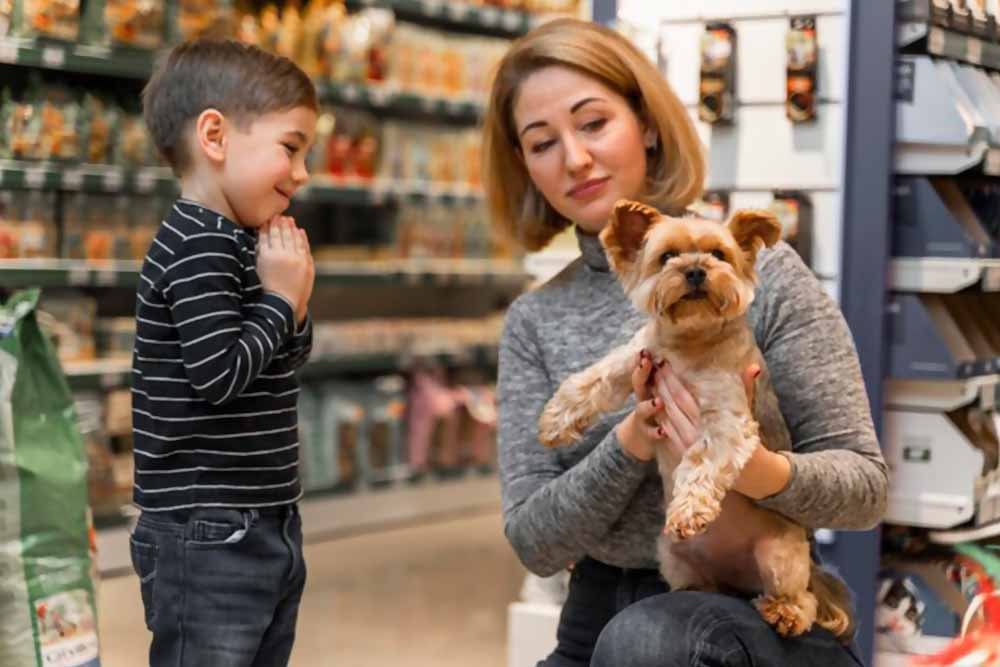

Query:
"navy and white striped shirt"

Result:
[[131, 199, 312, 512]]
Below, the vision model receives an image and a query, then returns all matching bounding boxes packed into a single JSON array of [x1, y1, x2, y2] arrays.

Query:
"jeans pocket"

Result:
[[187, 509, 253, 548], [129, 537, 158, 629]]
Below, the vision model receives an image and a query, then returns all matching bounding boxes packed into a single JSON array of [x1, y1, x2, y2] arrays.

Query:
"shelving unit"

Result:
[[0, 0, 540, 577]]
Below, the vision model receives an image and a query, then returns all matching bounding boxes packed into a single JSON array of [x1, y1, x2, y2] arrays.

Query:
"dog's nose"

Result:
[[686, 267, 706, 287]]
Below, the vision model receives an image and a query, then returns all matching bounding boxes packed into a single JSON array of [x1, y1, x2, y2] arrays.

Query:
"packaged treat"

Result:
[[17, 191, 58, 259], [258, 2, 281, 51], [0, 0, 13, 36], [320, 382, 365, 488], [109, 194, 132, 260], [314, 0, 347, 81], [114, 113, 151, 166], [234, 8, 259, 45], [364, 7, 393, 83], [275, 0, 302, 61], [82, 94, 118, 164], [0, 191, 17, 259], [36, 289, 98, 363], [1, 89, 40, 160], [363, 375, 409, 486], [36, 88, 81, 161], [175, 0, 230, 40], [104, 0, 165, 48], [297, 0, 327, 76], [62, 193, 87, 260], [21, 0, 80, 40]]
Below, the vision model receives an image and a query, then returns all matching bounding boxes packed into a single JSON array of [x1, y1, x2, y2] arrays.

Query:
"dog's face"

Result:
[[599, 200, 781, 333]]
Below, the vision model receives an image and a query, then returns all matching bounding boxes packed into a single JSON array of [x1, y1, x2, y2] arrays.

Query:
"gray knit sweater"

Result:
[[497, 230, 888, 576]]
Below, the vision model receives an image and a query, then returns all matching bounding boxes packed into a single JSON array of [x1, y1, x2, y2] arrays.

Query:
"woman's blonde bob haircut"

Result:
[[481, 18, 706, 251]]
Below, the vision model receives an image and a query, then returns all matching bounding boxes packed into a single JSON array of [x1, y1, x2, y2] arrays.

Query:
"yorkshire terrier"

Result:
[[537, 200, 853, 641]]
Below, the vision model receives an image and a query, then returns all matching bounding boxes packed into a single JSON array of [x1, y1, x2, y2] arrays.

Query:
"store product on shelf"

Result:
[[319, 380, 365, 489], [95, 317, 135, 359], [311, 315, 504, 359], [0, 80, 82, 162], [309, 105, 380, 181], [36, 289, 98, 362], [0, 190, 58, 259], [80, 0, 166, 48], [362, 374, 409, 486], [174, 0, 231, 40], [407, 365, 462, 476], [17, 0, 80, 40]]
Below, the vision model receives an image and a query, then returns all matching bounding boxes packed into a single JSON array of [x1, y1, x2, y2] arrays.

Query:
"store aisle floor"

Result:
[[97, 510, 525, 667]]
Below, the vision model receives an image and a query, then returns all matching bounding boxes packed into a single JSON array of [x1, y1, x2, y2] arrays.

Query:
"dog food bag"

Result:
[[0, 289, 101, 667]]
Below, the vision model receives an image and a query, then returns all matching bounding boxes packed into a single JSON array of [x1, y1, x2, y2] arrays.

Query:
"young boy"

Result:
[[129, 38, 318, 666]]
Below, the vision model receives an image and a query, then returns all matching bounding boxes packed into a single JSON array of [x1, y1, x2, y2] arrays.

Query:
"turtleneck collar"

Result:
[[575, 226, 610, 272]]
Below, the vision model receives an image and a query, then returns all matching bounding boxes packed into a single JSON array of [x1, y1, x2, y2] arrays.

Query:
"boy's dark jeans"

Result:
[[129, 505, 306, 667], [540, 557, 864, 667]]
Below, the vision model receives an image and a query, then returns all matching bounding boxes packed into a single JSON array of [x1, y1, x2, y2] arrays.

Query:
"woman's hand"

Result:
[[614, 350, 670, 462], [649, 361, 792, 500]]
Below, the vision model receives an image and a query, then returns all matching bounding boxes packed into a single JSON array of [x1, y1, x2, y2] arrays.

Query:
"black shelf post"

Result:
[[837, 0, 898, 664]]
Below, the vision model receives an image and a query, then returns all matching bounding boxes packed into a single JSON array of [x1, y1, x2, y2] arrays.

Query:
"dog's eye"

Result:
[[710, 249, 726, 261], [659, 251, 678, 265]]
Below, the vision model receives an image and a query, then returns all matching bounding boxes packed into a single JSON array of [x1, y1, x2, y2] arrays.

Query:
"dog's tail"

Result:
[[809, 564, 855, 643]]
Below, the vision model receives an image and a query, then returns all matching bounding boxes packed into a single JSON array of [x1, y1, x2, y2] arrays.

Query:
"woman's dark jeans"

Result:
[[538, 557, 864, 667]]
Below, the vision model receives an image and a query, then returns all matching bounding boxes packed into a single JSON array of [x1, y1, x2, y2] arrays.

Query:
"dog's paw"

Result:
[[537, 400, 584, 448], [664, 498, 720, 541], [754, 593, 817, 638]]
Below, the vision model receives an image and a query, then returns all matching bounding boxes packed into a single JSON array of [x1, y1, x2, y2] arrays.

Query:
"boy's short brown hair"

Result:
[[143, 38, 318, 176]]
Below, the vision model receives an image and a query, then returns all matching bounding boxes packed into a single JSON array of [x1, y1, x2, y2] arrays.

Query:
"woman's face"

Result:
[[513, 65, 650, 235]]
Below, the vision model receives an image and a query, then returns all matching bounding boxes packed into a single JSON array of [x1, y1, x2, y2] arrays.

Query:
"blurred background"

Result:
[[4, 0, 1000, 665]]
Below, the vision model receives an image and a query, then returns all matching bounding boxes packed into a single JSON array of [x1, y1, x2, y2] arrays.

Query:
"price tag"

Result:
[[95, 267, 117, 286], [368, 86, 390, 107], [420, 96, 436, 113], [447, 2, 470, 20], [0, 40, 17, 64], [135, 168, 156, 193], [983, 266, 1000, 291], [986, 149, 1000, 175], [62, 168, 83, 190], [929, 27, 945, 54], [479, 7, 500, 25], [501, 10, 523, 32], [341, 84, 360, 102], [41, 46, 65, 68], [68, 265, 89, 286], [103, 168, 124, 191], [967, 37, 983, 64], [24, 166, 45, 189], [420, 0, 444, 15]]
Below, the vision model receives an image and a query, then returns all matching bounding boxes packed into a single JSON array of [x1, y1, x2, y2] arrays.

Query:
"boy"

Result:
[[129, 38, 318, 666]]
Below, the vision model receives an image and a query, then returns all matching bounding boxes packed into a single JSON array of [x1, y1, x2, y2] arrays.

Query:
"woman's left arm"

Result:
[[747, 243, 888, 530]]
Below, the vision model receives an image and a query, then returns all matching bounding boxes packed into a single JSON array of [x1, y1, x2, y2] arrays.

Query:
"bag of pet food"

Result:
[[0, 289, 101, 667]]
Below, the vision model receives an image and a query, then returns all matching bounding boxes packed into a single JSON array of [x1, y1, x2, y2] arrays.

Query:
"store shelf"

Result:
[[928, 520, 1000, 544], [347, 0, 533, 37], [299, 178, 484, 206], [894, 56, 1000, 176], [0, 160, 174, 194], [64, 345, 499, 390], [890, 258, 1000, 293], [0, 37, 156, 78], [0, 258, 529, 289], [888, 293, 1000, 379], [887, 375, 999, 411], [95, 472, 501, 574], [893, 177, 995, 260], [897, 21, 1000, 70], [319, 82, 483, 123]]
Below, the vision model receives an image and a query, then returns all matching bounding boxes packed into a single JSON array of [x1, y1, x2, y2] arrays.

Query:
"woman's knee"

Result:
[[591, 592, 753, 667]]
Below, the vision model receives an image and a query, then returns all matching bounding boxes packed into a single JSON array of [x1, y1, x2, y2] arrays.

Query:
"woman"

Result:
[[482, 18, 886, 667]]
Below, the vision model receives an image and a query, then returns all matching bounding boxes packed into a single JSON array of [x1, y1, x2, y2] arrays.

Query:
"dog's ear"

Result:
[[601, 200, 661, 273], [726, 209, 782, 261]]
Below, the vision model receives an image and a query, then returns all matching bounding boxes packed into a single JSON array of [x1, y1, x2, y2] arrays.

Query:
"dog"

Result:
[[537, 200, 853, 640]]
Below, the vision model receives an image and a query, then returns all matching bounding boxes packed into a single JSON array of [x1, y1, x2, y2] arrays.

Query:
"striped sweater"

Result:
[[131, 198, 312, 512]]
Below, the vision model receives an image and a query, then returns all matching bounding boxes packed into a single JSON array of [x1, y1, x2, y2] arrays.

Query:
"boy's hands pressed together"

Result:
[[257, 215, 314, 325]]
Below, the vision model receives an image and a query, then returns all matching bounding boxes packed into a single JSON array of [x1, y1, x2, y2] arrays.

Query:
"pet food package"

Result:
[[298, 383, 336, 492], [319, 381, 364, 489], [362, 375, 409, 486], [0, 289, 102, 667]]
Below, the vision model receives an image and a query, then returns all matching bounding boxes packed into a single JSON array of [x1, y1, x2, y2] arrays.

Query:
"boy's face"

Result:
[[222, 106, 317, 229]]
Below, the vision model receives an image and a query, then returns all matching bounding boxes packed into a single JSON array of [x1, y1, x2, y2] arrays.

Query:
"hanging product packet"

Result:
[[0, 289, 101, 667]]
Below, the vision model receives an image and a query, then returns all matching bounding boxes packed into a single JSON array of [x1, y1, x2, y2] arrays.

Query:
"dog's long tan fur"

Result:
[[538, 200, 854, 641]]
